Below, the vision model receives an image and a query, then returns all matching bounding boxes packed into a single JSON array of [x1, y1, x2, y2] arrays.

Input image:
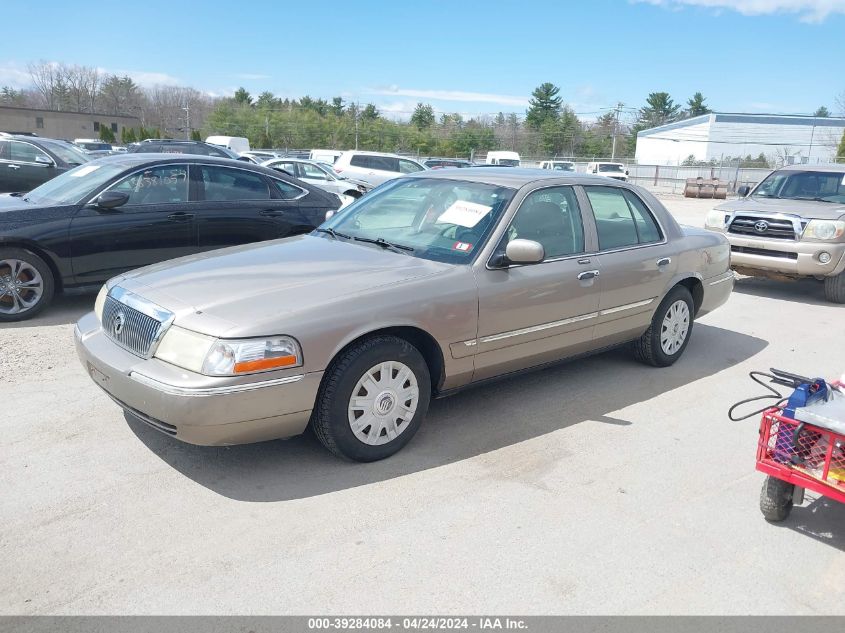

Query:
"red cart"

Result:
[[757, 407, 845, 521]]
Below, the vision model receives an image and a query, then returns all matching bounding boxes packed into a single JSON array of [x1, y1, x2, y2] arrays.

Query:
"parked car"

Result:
[[485, 151, 521, 166], [74, 139, 113, 157], [0, 134, 90, 193], [262, 157, 370, 198], [205, 135, 250, 154], [540, 160, 576, 172], [128, 139, 249, 161], [75, 169, 732, 461], [333, 151, 426, 186], [424, 158, 472, 169], [587, 162, 628, 181], [310, 149, 343, 165], [240, 150, 285, 164], [704, 164, 845, 303], [0, 154, 341, 321]]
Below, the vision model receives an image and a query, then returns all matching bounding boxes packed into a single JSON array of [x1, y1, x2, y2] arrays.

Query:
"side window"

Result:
[[271, 162, 298, 177], [585, 186, 661, 251], [199, 166, 271, 201], [0, 141, 9, 160], [399, 159, 423, 174], [508, 186, 585, 259], [349, 154, 370, 168], [10, 141, 50, 164], [272, 178, 305, 200], [110, 165, 189, 206], [300, 163, 329, 180]]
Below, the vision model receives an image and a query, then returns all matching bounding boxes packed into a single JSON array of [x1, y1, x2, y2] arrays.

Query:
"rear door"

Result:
[[5, 140, 60, 192], [582, 185, 677, 347], [69, 163, 196, 285]]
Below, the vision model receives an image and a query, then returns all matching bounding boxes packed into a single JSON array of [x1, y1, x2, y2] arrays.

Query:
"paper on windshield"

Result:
[[841, 174, 845, 186], [69, 165, 101, 178], [437, 201, 492, 228]]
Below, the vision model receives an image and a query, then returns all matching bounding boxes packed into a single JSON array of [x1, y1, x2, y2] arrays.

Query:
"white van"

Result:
[[586, 161, 628, 181], [539, 160, 575, 172], [310, 149, 343, 165], [333, 151, 426, 186], [206, 136, 250, 154], [485, 151, 520, 167]]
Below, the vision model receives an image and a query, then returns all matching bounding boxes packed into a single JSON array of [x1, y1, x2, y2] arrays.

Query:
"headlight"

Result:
[[705, 209, 730, 229], [803, 220, 845, 241], [153, 326, 302, 376], [94, 285, 108, 322]]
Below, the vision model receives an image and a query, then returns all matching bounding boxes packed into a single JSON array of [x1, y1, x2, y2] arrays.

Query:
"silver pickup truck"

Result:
[[704, 164, 845, 303]]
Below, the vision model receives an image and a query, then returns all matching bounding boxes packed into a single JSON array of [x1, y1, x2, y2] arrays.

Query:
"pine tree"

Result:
[[686, 92, 711, 117], [525, 83, 562, 129]]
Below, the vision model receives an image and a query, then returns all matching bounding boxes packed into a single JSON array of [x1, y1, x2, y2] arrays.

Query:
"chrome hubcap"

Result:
[[0, 259, 43, 315], [660, 300, 690, 356], [348, 361, 419, 446]]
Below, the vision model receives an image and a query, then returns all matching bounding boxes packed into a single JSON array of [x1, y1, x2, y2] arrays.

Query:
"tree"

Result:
[[838, 130, 845, 159], [638, 92, 681, 128], [0, 86, 28, 106], [814, 106, 830, 117], [410, 102, 435, 130], [191, 130, 202, 141], [361, 103, 380, 120], [525, 82, 562, 129], [99, 75, 141, 116], [686, 92, 711, 117], [233, 87, 252, 106], [330, 97, 345, 117], [99, 123, 116, 143], [255, 91, 276, 109]]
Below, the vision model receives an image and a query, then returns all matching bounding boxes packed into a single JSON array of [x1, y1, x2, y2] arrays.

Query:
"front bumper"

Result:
[[721, 233, 845, 277], [74, 312, 322, 446]]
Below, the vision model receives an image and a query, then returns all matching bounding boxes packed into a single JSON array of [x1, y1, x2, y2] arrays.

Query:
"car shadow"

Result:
[[732, 275, 840, 308], [774, 494, 845, 553], [128, 324, 767, 502], [0, 294, 94, 329]]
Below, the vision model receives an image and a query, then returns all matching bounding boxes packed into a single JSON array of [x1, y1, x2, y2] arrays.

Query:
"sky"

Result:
[[1, 0, 844, 123]]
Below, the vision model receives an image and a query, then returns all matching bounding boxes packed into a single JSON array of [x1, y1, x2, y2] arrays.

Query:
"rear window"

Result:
[[350, 154, 399, 172]]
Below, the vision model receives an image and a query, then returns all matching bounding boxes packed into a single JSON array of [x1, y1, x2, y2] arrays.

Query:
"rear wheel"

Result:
[[311, 335, 431, 461], [760, 476, 794, 522], [633, 285, 693, 367], [824, 270, 845, 304], [0, 248, 55, 322]]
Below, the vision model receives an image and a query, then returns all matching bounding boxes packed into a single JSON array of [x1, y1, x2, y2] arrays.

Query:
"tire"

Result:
[[633, 285, 694, 367], [0, 247, 55, 322], [759, 476, 794, 522], [824, 270, 845, 304], [311, 335, 431, 462]]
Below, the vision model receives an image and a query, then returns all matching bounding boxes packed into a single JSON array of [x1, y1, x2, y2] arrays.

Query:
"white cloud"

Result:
[[233, 73, 271, 80], [0, 62, 33, 89], [366, 86, 528, 107], [634, 0, 845, 22], [107, 69, 182, 87]]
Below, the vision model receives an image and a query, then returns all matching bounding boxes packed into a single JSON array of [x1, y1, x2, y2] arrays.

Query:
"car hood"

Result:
[[0, 193, 31, 211], [117, 234, 453, 337], [716, 196, 845, 221]]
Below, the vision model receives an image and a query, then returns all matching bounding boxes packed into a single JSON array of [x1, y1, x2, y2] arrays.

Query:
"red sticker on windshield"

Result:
[[453, 241, 473, 252]]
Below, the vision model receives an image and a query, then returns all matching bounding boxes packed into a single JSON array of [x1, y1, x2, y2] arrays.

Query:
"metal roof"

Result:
[[638, 112, 845, 138]]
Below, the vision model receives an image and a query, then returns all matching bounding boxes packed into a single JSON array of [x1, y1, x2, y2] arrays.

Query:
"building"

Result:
[[0, 105, 141, 141], [635, 113, 845, 166]]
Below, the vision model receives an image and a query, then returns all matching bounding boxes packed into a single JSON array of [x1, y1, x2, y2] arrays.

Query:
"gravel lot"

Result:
[[2, 195, 844, 615]]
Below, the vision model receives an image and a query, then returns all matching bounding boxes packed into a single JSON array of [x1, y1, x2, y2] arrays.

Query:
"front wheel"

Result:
[[760, 476, 794, 522], [632, 285, 694, 367], [311, 335, 431, 461], [0, 248, 55, 322], [824, 270, 845, 304]]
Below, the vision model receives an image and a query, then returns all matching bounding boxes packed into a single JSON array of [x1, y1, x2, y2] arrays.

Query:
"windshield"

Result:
[[79, 142, 111, 151], [754, 170, 845, 203], [24, 162, 126, 205], [598, 164, 624, 173], [43, 141, 90, 166], [552, 163, 574, 171], [497, 159, 520, 167], [322, 177, 515, 264]]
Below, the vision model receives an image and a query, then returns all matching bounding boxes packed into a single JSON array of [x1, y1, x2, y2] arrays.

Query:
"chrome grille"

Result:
[[102, 295, 165, 357], [728, 215, 797, 240]]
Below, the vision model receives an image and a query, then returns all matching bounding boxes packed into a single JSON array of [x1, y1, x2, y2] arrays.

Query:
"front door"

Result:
[[69, 163, 196, 285], [473, 185, 601, 381]]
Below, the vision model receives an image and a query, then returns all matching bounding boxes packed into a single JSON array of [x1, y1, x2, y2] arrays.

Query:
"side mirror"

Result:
[[504, 239, 545, 265], [625, 169, 629, 176], [737, 185, 751, 197], [95, 191, 130, 210], [34, 155, 54, 167]]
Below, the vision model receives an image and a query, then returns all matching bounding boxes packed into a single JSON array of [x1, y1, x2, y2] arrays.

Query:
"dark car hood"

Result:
[[117, 234, 453, 337], [0, 193, 30, 211], [716, 196, 845, 221]]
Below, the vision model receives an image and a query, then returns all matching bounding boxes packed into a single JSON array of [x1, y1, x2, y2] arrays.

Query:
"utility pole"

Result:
[[354, 101, 360, 150], [611, 102, 623, 160], [183, 103, 190, 139]]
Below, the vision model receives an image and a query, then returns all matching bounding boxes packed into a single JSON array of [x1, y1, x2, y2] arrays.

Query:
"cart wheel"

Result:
[[760, 476, 794, 522]]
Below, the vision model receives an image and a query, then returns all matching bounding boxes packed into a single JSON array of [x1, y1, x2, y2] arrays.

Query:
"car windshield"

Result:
[[598, 164, 624, 173], [322, 177, 515, 264], [43, 141, 90, 166], [553, 163, 574, 171], [24, 162, 126, 205], [753, 170, 845, 203], [497, 159, 520, 167]]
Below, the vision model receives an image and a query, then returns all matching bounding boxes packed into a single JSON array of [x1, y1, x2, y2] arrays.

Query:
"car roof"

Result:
[[83, 153, 290, 174], [404, 167, 618, 188], [774, 163, 845, 173]]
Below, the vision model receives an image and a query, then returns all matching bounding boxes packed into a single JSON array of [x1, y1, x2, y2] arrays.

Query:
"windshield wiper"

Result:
[[791, 196, 834, 203], [314, 227, 353, 240], [352, 236, 414, 254]]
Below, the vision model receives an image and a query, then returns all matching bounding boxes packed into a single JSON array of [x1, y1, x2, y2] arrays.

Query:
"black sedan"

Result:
[[0, 134, 90, 193], [0, 154, 341, 321]]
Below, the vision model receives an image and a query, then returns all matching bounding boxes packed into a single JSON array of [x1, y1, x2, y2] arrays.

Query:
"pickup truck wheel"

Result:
[[633, 285, 693, 367], [0, 248, 55, 322], [824, 271, 845, 304], [312, 335, 431, 462]]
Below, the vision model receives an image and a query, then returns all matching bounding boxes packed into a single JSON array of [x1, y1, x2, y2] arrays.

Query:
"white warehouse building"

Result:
[[635, 113, 845, 166]]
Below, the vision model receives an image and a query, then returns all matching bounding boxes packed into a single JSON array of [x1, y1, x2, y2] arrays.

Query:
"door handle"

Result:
[[8, 164, 20, 170], [656, 257, 671, 267], [259, 209, 284, 217], [577, 270, 600, 281], [167, 212, 194, 222]]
